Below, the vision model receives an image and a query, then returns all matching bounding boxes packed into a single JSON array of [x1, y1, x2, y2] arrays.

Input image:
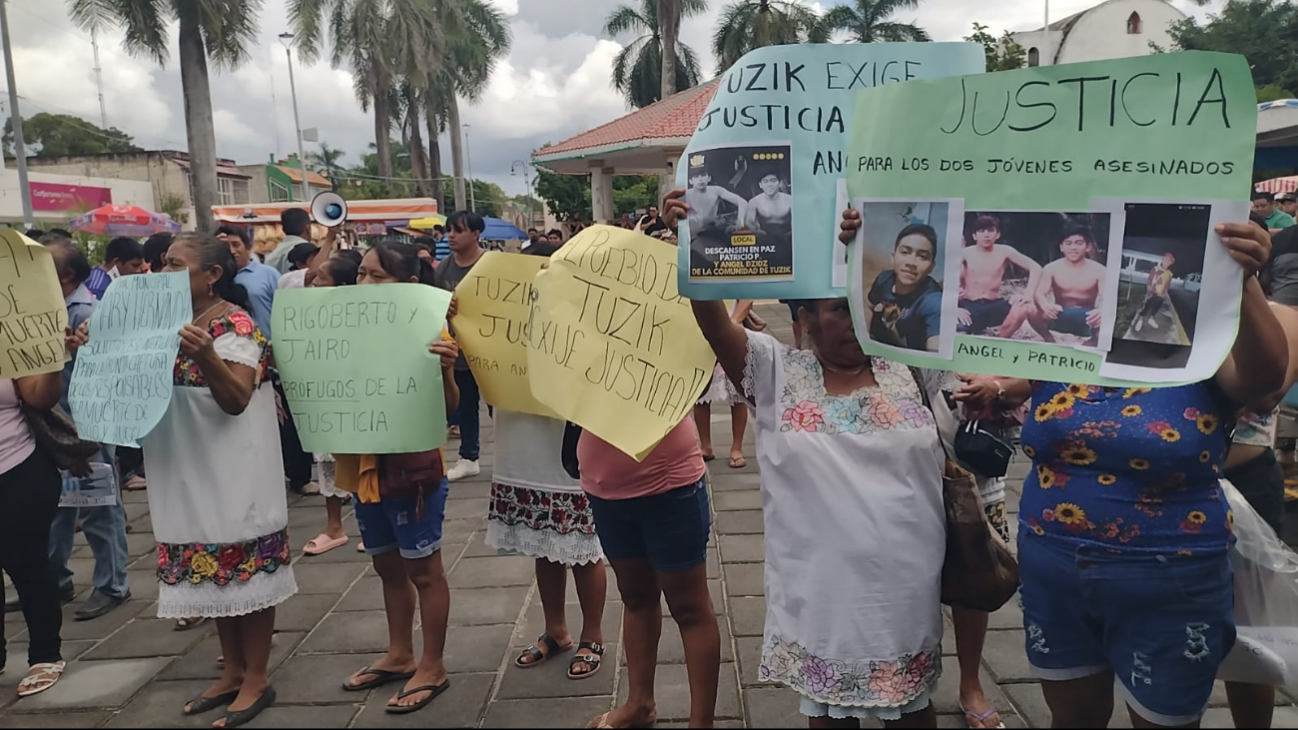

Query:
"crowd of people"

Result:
[[3, 183, 1298, 730]]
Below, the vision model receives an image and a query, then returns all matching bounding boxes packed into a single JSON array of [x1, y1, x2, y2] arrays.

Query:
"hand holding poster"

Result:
[[0, 230, 69, 378], [528, 226, 716, 460], [846, 52, 1257, 386], [272, 284, 452, 454], [453, 252, 558, 418], [677, 42, 984, 300], [68, 272, 190, 447]]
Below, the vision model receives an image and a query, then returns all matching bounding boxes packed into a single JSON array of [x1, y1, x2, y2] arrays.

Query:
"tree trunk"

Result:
[[659, 0, 680, 100], [428, 109, 444, 210], [407, 103, 429, 197], [372, 68, 393, 182], [177, 16, 217, 232], [447, 93, 466, 210]]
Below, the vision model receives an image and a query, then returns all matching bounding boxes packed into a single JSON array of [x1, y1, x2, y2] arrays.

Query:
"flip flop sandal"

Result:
[[357, 541, 367, 553], [385, 680, 450, 714], [174, 616, 207, 631], [303, 533, 349, 556], [587, 712, 615, 729], [961, 705, 1005, 729], [217, 686, 276, 729], [16, 662, 64, 698], [183, 689, 239, 715], [342, 665, 416, 692], [567, 641, 606, 680], [728, 456, 746, 469], [514, 634, 571, 669], [124, 475, 148, 490]]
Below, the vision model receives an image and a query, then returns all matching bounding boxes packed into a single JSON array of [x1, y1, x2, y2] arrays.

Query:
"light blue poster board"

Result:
[[68, 272, 190, 447], [676, 42, 985, 300]]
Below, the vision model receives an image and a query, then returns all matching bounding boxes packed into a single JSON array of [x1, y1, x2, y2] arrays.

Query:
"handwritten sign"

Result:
[[847, 52, 1256, 386], [528, 226, 716, 460], [677, 42, 984, 299], [59, 462, 118, 508], [272, 284, 451, 454], [68, 272, 189, 446], [453, 252, 559, 418], [0, 230, 68, 378]]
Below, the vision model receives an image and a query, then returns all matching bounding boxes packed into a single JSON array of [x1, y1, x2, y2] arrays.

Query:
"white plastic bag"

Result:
[[1218, 479, 1298, 688]]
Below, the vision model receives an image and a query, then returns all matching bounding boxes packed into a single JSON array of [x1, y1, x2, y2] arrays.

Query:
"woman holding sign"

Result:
[[667, 190, 948, 729], [839, 208, 1293, 729]]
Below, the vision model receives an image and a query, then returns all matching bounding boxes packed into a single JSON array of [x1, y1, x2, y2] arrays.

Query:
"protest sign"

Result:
[[453, 252, 559, 419], [677, 42, 984, 300], [846, 51, 1256, 386], [0, 229, 68, 378], [59, 462, 118, 508], [528, 226, 716, 460], [273, 284, 451, 454], [68, 272, 189, 447]]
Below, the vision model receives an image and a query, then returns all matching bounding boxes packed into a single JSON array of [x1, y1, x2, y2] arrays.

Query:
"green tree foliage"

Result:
[[535, 168, 591, 222], [613, 176, 660, 216], [1166, 0, 1298, 93], [3, 113, 142, 158], [712, 0, 828, 74], [823, 0, 929, 43], [604, 0, 706, 108], [963, 22, 1026, 72]]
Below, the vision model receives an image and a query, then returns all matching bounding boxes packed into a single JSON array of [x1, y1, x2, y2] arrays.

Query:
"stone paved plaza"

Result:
[[4, 304, 1298, 728]]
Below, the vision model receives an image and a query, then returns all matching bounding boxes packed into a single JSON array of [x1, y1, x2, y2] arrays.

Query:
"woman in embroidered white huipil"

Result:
[[670, 194, 946, 726]]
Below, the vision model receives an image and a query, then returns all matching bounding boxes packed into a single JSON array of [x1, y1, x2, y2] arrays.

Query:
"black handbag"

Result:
[[21, 403, 100, 470], [561, 422, 582, 480], [953, 420, 1014, 478]]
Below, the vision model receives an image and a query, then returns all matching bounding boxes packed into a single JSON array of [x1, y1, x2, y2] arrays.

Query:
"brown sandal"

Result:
[[567, 641, 605, 680], [514, 634, 570, 668]]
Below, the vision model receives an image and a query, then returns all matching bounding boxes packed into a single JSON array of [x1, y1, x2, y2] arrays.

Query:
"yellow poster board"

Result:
[[453, 251, 558, 418], [527, 226, 716, 460], [0, 230, 68, 379]]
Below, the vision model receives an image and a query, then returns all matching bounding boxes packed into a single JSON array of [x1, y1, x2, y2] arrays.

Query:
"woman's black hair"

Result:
[[321, 257, 359, 286], [334, 249, 363, 265], [143, 232, 174, 271], [174, 232, 251, 310], [369, 240, 435, 285]]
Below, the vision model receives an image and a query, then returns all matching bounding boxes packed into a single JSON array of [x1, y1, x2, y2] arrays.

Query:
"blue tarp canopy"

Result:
[[483, 217, 527, 240]]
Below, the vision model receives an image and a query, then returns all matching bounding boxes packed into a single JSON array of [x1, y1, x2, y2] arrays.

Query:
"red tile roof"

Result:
[[535, 80, 719, 160]]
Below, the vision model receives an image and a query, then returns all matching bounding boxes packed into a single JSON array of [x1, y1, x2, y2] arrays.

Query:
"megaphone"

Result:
[[311, 192, 348, 228]]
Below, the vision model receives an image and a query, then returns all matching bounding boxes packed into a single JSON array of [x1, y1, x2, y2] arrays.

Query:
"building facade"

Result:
[[0, 169, 154, 227], [235, 155, 332, 205], [1011, 0, 1187, 67]]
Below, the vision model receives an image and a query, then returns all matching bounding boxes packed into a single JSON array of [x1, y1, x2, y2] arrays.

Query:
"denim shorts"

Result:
[[1018, 531, 1235, 726], [588, 478, 710, 572], [354, 478, 449, 560]]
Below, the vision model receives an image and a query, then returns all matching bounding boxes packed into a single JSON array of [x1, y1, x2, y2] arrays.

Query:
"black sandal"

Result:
[[567, 641, 606, 680], [385, 680, 450, 714], [342, 665, 415, 692], [216, 686, 276, 729], [514, 634, 570, 669], [183, 689, 239, 716]]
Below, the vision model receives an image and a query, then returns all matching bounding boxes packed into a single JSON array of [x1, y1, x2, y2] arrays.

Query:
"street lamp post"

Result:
[[279, 32, 310, 202], [511, 160, 534, 228], [463, 124, 476, 212]]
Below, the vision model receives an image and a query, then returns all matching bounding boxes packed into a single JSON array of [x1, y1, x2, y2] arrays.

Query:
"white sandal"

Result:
[[17, 661, 65, 697]]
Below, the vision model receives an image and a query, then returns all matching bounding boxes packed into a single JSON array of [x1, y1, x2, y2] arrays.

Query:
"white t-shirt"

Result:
[[278, 269, 307, 290], [492, 410, 581, 493]]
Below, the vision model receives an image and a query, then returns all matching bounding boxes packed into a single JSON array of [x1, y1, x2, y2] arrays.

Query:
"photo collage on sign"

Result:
[[686, 143, 795, 282], [852, 197, 1228, 370]]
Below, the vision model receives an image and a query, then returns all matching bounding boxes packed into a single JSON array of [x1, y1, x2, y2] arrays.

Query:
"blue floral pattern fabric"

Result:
[[1020, 382, 1233, 554]]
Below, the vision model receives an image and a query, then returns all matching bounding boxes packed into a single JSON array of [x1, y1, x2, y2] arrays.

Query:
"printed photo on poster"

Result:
[[956, 211, 1116, 350], [687, 143, 794, 282], [851, 199, 963, 358], [1107, 203, 1211, 369]]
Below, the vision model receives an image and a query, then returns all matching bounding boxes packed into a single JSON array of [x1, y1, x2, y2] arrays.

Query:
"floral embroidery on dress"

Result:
[[157, 528, 291, 586], [759, 635, 940, 707], [174, 309, 270, 387], [489, 484, 596, 536], [776, 351, 931, 436]]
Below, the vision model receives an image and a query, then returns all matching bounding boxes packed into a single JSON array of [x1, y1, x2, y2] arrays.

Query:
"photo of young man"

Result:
[[866, 224, 944, 351], [1033, 227, 1107, 347], [958, 215, 1043, 338], [685, 144, 794, 281]]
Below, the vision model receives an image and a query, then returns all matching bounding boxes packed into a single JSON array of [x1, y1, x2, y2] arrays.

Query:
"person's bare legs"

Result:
[[213, 609, 276, 727], [189, 617, 242, 712], [884, 705, 937, 729], [571, 559, 608, 675], [390, 550, 450, 709], [1040, 671, 1115, 728], [1128, 705, 1200, 729], [996, 301, 1034, 339], [658, 562, 720, 729], [345, 551, 417, 688], [518, 559, 573, 666], [323, 497, 347, 541], [596, 558, 661, 728], [809, 717, 859, 729], [694, 404, 713, 459], [952, 606, 1000, 728], [728, 404, 747, 467], [1226, 682, 1275, 728]]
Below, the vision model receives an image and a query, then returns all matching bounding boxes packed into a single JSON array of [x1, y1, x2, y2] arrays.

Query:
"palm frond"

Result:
[[676, 41, 702, 87], [628, 36, 662, 108], [604, 4, 649, 36], [611, 35, 650, 92], [68, 0, 171, 64], [194, 0, 265, 68], [872, 20, 929, 41], [680, 0, 709, 18]]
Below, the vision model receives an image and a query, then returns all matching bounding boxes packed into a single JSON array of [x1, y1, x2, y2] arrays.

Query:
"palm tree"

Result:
[[306, 142, 346, 185], [712, 0, 828, 73], [823, 0, 929, 43], [291, 0, 442, 184], [69, 0, 262, 232], [658, 0, 697, 100], [605, 0, 705, 108]]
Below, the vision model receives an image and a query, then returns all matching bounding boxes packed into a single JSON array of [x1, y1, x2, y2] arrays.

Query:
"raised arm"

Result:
[[304, 226, 339, 287], [181, 324, 257, 416], [1033, 264, 1058, 315], [1215, 222, 1288, 411]]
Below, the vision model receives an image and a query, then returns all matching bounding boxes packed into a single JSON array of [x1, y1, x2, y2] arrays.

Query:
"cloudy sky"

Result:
[[5, 0, 1220, 196]]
